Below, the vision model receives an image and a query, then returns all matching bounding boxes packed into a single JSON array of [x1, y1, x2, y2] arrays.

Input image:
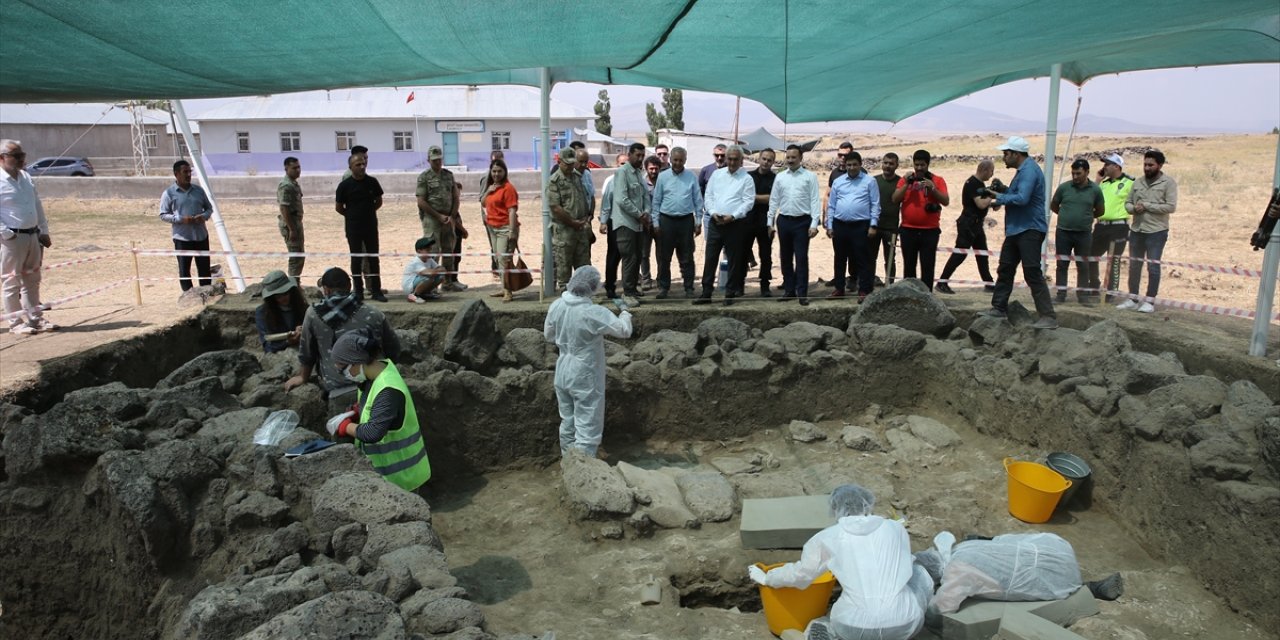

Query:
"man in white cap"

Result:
[[1086, 153, 1134, 303], [974, 136, 1057, 329]]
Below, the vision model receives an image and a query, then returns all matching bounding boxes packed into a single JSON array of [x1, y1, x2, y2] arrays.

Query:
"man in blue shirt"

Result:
[[974, 137, 1057, 329], [651, 147, 704, 298], [825, 152, 881, 301], [159, 160, 214, 292]]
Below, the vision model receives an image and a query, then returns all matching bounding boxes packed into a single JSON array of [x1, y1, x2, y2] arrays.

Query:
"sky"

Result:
[[550, 64, 1280, 133]]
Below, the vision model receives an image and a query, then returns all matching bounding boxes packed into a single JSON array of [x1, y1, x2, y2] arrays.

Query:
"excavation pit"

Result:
[[1, 287, 1278, 639]]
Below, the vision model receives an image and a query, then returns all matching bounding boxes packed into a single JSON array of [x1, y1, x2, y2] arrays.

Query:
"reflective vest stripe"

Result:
[[362, 428, 422, 455], [371, 446, 429, 477]]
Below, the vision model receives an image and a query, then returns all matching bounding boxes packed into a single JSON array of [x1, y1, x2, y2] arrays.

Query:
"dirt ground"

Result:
[[425, 406, 1272, 640], [3, 132, 1277, 393]]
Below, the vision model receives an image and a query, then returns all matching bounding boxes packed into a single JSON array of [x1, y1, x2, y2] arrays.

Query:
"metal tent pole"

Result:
[[1247, 134, 1280, 357], [172, 99, 247, 293], [540, 67, 554, 298], [1040, 63, 1062, 271]]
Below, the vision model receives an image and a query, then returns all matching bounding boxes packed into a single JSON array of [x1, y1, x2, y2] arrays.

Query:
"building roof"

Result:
[[194, 86, 593, 122], [0, 103, 171, 126]]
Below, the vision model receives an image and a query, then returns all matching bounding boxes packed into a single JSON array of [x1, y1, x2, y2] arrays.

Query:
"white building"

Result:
[[656, 128, 738, 167], [193, 86, 593, 175]]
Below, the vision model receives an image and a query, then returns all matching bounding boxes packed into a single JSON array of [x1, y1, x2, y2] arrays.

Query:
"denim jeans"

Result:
[[991, 229, 1055, 317], [1128, 229, 1168, 299]]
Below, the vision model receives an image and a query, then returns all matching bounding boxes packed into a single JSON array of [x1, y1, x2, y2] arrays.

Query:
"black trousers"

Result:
[[603, 224, 621, 296], [1087, 221, 1129, 296], [868, 229, 897, 284], [777, 215, 812, 297], [174, 238, 211, 291], [345, 225, 381, 295], [656, 214, 697, 292], [700, 219, 745, 295], [899, 227, 941, 290], [939, 215, 993, 284], [746, 217, 773, 286], [832, 219, 873, 295], [991, 229, 1055, 317]]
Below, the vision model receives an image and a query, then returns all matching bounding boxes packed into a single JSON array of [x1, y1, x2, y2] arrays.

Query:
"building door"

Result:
[[441, 132, 458, 165]]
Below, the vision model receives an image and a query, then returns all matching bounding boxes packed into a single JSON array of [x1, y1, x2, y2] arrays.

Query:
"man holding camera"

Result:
[[975, 137, 1057, 330], [1087, 154, 1133, 303], [1050, 159, 1105, 304], [937, 160, 1001, 294], [893, 149, 949, 291]]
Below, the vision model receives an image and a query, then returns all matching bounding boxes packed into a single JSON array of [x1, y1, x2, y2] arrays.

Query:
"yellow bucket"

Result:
[[754, 562, 837, 636], [1004, 457, 1072, 524]]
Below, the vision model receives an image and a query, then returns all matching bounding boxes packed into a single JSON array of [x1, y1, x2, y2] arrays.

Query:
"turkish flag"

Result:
[[406, 91, 415, 103]]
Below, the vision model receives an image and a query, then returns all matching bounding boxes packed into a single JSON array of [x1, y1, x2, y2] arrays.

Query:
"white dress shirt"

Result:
[[0, 170, 48, 237], [703, 167, 755, 221], [767, 167, 821, 229]]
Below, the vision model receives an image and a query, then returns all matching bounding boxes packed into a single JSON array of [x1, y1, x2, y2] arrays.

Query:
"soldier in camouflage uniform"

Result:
[[547, 147, 592, 289], [416, 145, 461, 291], [277, 157, 305, 279]]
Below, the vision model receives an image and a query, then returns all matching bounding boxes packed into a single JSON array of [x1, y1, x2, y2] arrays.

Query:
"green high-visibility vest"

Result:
[[1099, 175, 1133, 222], [357, 361, 431, 491]]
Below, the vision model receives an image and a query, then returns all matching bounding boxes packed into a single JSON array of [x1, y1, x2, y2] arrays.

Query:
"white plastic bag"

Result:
[[254, 409, 300, 445], [932, 532, 1082, 614]]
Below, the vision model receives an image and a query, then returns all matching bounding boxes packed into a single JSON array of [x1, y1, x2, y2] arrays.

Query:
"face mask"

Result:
[[343, 365, 366, 384]]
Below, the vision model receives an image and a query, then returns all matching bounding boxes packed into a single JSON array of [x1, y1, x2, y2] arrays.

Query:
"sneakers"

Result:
[[407, 294, 428, 304], [29, 317, 58, 332], [1137, 302, 1155, 314], [691, 295, 713, 305], [370, 291, 389, 302], [798, 297, 810, 306], [655, 290, 669, 300], [804, 618, 834, 640], [978, 308, 1008, 318], [1116, 299, 1139, 311], [935, 282, 955, 294], [1032, 316, 1060, 330], [8, 322, 38, 335]]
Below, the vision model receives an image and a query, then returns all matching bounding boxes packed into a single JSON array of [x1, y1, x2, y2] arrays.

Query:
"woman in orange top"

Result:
[[483, 159, 520, 302]]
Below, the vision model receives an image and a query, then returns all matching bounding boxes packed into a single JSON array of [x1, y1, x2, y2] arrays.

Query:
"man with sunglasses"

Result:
[[654, 144, 671, 171], [1, 139, 56, 334], [698, 144, 728, 195]]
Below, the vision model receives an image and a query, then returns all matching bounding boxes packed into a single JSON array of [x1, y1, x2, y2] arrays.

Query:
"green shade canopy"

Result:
[[1, 0, 1277, 122]]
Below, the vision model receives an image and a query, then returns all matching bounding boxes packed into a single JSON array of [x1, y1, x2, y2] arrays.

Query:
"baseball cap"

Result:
[[997, 136, 1031, 154], [428, 145, 443, 160], [259, 270, 295, 298], [1102, 153, 1124, 167], [558, 148, 578, 164]]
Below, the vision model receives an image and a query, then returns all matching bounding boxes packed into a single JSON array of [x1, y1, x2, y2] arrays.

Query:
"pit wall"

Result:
[[3, 302, 1277, 634]]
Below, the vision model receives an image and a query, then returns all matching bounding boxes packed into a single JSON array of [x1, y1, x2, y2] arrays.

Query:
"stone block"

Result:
[[740, 495, 834, 549], [941, 588, 1099, 640], [995, 609, 1087, 640]]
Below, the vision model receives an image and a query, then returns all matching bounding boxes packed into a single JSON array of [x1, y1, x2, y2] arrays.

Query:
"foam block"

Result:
[[941, 588, 1099, 640], [739, 495, 835, 549], [995, 609, 1088, 640]]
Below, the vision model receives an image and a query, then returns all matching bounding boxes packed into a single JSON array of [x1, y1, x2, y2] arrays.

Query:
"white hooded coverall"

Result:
[[543, 291, 632, 455], [762, 515, 931, 640]]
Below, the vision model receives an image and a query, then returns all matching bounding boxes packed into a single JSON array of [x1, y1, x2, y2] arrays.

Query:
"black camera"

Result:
[[974, 178, 1008, 199], [906, 171, 932, 184]]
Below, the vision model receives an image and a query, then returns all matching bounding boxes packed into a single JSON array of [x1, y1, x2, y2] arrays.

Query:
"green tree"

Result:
[[594, 90, 613, 136], [645, 103, 666, 147], [661, 88, 684, 131]]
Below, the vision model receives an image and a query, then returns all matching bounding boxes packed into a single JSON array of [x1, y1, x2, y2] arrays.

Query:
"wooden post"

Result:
[[130, 241, 143, 306]]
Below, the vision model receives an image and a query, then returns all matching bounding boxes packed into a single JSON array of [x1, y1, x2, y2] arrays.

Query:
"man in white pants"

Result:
[[0, 140, 56, 335]]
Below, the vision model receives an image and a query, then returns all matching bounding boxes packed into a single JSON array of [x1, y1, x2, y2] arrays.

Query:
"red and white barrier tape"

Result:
[[939, 277, 1280, 321], [935, 244, 1262, 277], [0, 250, 125, 279], [134, 249, 537, 259], [1, 277, 133, 323]]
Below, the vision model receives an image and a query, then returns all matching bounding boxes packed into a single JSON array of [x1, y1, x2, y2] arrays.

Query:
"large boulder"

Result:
[[496, 327, 554, 369], [401, 591, 485, 636], [850, 280, 955, 337], [893, 415, 962, 448], [617, 462, 698, 529], [362, 521, 445, 561], [675, 472, 737, 522], [157, 349, 262, 393], [560, 453, 636, 519], [3, 382, 146, 480], [172, 572, 328, 640], [96, 450, 179, 564], [196, 407, 272, 445], [377, 545, 457, 589], [225, 490, 292, 530], [442, 300, 502, 372], [695, 317, 753, 351], [152, 376, 242, 420], [1099, 351, 1186, 394], [631, 330, 698, 367], [763, 322, 846, 355], [848, 324, 927, 359], [312, 472, 432, 533], [279, 443, 368, 488], [239, 591, 407, 640]]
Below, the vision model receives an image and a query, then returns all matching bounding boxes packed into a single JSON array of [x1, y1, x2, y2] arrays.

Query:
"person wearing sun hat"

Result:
[[254, 269, 306, 353], [974, 136, 1057, 330]]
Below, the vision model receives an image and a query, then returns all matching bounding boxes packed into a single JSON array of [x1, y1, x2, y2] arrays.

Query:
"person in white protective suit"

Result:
[[543, 265, 633, 457], [748, 484, 934, 640]]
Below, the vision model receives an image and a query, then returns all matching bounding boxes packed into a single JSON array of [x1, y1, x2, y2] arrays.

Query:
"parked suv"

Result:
[[25, 156, 95, 177]]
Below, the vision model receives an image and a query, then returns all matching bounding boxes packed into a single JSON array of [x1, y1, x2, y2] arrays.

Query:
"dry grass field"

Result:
[[2, 132, 1277, 391]]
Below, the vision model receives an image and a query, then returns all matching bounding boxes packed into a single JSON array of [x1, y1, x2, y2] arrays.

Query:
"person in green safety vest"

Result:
[[325, 329, 431, 492]]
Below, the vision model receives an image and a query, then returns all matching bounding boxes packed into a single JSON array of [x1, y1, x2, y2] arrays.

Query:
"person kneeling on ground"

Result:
[[748, 484, 933, 640], [543, 265, 632, 457], [915, 531, 1123, 620], [403, 237, 446, 303], [326, 329, 431, 492], [254, 269, 305, 352]]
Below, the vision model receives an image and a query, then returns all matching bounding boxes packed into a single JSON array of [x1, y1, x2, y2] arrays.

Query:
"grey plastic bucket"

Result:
[[1046, 452, 1092, 510]]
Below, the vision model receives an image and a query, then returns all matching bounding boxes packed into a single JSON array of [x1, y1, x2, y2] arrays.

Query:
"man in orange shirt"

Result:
[[892, 149, 950, 291]]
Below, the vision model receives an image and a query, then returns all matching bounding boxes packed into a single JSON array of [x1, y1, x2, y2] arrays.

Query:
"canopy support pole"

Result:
[[539, 67, 554, 298], [1248, 134, 1280, 357], [173, 99, 246, 293], [1041, 63, 1062, 272]]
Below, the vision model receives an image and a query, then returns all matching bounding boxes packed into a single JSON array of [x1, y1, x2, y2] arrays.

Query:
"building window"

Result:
[[280, 132, 301, 152], [393, 131, 414, 152], [236, 132, 250, 153], [491, 131, 511, 151], [177, 137, 190, 156], [336, 131, 356, 152], [143, 130, 158, 150]]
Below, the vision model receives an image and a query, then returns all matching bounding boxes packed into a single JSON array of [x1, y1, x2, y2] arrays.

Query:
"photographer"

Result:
[[937, 159, 1001, 294], [893, 149, 950, 291]]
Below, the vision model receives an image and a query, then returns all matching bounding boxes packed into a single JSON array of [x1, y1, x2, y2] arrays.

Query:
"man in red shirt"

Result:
[[892, 149, 950, 291]]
